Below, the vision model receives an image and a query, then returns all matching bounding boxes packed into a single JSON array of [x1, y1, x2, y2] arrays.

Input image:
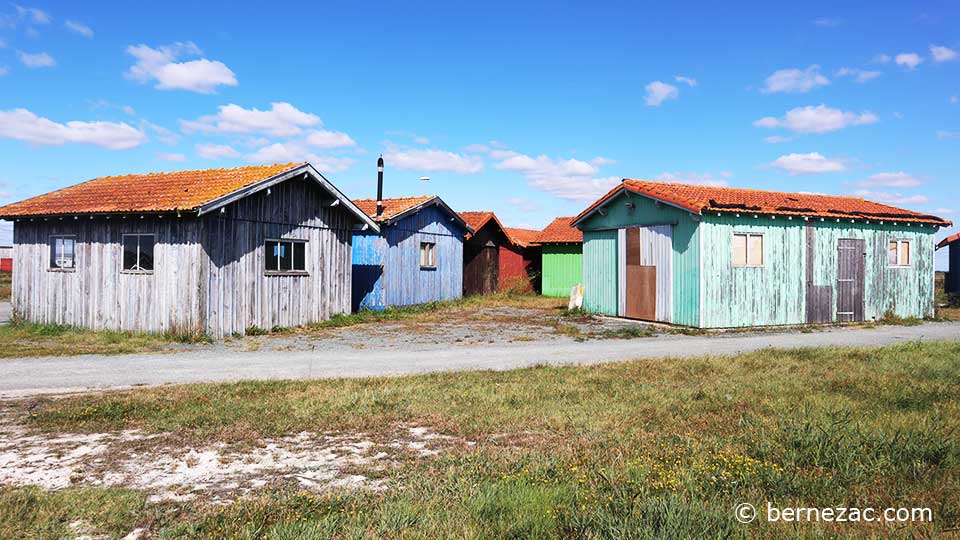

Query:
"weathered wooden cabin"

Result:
[[459, 211, 540, 295], [0, 163, 378, 338], [572, 179, 951, 327], [534, 216, 583, 297], [937, 232, 960, 295], [351, 195, 470, 311]]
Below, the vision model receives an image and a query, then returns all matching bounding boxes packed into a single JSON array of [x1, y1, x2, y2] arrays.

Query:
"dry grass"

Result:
[[0, 321, 209, 359], [6, 341, 959, 539]]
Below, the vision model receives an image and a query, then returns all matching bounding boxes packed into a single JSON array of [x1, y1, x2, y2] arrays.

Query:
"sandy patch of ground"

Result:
[[0, 419, 472, 504]]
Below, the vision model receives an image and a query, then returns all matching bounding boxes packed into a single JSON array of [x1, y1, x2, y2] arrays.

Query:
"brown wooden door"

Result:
[[836, 239, 865, 322], [463, 244, 498, 295], [624, 228, 657, 320]]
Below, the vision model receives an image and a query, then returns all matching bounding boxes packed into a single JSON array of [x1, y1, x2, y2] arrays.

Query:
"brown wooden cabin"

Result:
[[459, 211, 540, 295]]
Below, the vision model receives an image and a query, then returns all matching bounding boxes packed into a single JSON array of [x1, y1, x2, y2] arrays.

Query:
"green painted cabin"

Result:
[[537, 216, 583, 297], [574, 180, 950, 328]]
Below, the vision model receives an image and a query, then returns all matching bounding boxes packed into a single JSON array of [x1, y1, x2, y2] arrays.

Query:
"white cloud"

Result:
[[196, 143, 240, 160], [644, 81, 679, 106], [384, 148, 483, 174], [180, 102, 320, 137], [674, 75, 697, 87], [157, 152, 186, 162], [305, 129, 356, 148], [872, 54, 891, 64], [857, 172, 921, 188], [852, 190, 927, 205], [761, 65, 829, 94], [812, 17, 841, 27], [126, 42, 237, 94], [754, 105, 878, 134], [931, 45, 958, 62], [246, 142, 355, 173], [936, 130, 959, 139], [951, 96, 958, 104], [505, 198, 539, 212], [895, 52, 923, 69], [493, 151, 619, 202], [770, 152, 847, 175], [835, 67, 881, 83], [64, 20, 93, 38], [17, 50, 54, 68], [140, 120, 179, 146], [654, 172, 729, 186], [0, 108, 146, 149], [13, 4, 50, 24], [764, 135, 793, 144], [0, 66, 8, 77]]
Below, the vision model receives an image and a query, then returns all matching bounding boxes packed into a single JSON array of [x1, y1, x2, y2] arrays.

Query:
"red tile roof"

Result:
[[574, 179, 951, 227], [937, 232, 960, 250], [0, 163, 304, 218], [353, 196, 436, 222], [535, 216, 583, 244], [504, 227, 541, 248], [458, 211, 498, 234]]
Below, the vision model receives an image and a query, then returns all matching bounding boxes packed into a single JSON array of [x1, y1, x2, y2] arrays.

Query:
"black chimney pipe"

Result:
[[376, 155, 384, 217]]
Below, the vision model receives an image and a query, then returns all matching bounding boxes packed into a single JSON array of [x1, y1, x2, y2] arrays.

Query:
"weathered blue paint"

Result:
[[351, 204, 466, 311]]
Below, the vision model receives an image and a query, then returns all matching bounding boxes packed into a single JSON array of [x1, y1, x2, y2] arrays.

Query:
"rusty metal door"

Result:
[[624, 228, 657, 320], [836, 239, 865, 322]]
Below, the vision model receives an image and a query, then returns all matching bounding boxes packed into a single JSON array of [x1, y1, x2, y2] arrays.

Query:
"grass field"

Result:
[[3, 341, 958, 539]]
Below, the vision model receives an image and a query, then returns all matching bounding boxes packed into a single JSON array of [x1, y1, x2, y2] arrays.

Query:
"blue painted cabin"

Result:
[[351, 196, 471, 311]]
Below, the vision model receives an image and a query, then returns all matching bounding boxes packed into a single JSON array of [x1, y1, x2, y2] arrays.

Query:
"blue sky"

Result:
[[0, 1, 957, 267]]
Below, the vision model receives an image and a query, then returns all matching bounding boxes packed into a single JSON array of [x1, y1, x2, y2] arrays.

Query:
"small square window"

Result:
[[49, 235, 76, 269], [265, 239, 307, 273], [122, 234, 155, 272], [733, 233, 763, 267], [420, 242, 436, 268], [888, 240, 911, 267]]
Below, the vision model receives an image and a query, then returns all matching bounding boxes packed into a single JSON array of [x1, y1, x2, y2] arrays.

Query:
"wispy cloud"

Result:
[[0, 108, 146, 149], [491, 149, 619, 202], [157, 152, 186, 162], [654, 171, 730, 186], [384, 147, 483, 174], [196, 143, 240, 160], [181, 102, 321, 137], [761, 65, 829, 94], [17, 50, 55, 68], [305, 129, 356, 149], [13, 4, 50, 24], [126, 42, 237, 93], [674, 75, 697, 87], [811, 17, 842, 27], [930, 45, 957, 62], [895, 52, 923, 69], [856, 172, 921, 188], [852, 189, 927, 205], [245, 142, 355, 173], [835, 67, 881, 83], [64, 20, 93, 38], [644, 81, 679, 106], [754, 105, 878, 134]]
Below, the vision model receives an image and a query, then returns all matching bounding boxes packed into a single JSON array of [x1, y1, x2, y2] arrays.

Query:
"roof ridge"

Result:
[[624, 178, 870, 202], [95, 162, 304, 181]]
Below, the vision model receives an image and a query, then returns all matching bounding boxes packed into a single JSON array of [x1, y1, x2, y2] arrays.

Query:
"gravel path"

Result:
[[1, 321, 957, 398]]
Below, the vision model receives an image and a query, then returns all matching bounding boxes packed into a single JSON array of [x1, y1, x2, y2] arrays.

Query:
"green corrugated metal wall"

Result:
[[541, 244, 582, 297], [700, 215, 937, 327], [579, 190, 700, 325], [700, 215, 806, 327], [582, 230, 618, 314]]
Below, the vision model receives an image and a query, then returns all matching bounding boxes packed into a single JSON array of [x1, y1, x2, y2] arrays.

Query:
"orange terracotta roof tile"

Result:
[[503, 227, 541, 248], [574, 179, 952, 227], [535, 216, 583, 244], [937, 232, 960, 250], [458, 211, 497, 233], [0, 163, 304, 218], [353, 196, 436, 222]]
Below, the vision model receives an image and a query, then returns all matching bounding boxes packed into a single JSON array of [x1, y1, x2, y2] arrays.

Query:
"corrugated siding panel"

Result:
[[382, 205, 466, 307], [579, 191, 700, 326], [811, 221, 935, 320], [499, 244, 534, 292], [637, 225, 673, 323], [582, 230, 618, 315], [540, 244, 582, 297]]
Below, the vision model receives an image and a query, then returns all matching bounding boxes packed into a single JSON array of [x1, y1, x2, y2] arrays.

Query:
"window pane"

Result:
[[293, 242, 305, 271], [899, 241, 910, 266], [747, 235, 763, 266], [265, 241, 279, 271], [279, 241, 293, 271], [63, 238, 75, 268], [430, 244, 436, 267], [122, 236, 138, 270], [732, 234, 747, 266], [138, 236, 155, 271], [50, 238, 58, 268], [420, 243, 428, 267], [888, 241, 898, 265]]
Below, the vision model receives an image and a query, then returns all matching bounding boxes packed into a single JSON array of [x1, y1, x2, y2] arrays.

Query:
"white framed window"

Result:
[[265, 239, 307, 273], [888, 240, 911, 267], [732, 233, 763, 267], [420, 241, 436, 269], [122, 234, 155, 273], [49, 235, 76, 270]]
